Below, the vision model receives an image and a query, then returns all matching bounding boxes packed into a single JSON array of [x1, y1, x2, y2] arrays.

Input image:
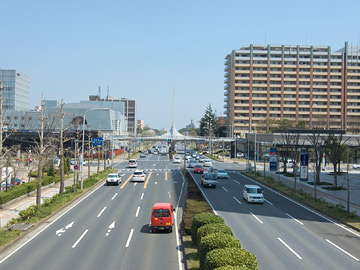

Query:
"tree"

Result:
[[199, 104, 218, 137], [325, 134, 349, 188]]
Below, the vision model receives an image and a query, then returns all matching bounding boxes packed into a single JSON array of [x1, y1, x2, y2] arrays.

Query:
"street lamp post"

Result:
[[254, 125, 257, 172], [81, 107, 109, 189]]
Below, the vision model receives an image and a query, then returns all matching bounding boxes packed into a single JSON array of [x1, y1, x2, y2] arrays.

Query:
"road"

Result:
[[190, 159, 360, 270], [0, 153, 185, 270]]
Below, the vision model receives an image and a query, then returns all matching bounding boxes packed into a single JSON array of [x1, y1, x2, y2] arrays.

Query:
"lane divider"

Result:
[[143, 172, 152, 189], [120, 174, 134, 189], [278, 237, 302, 260], [165, 172, 168, 181], [72, 229, 89, 249], [325, 239, 359, 261]]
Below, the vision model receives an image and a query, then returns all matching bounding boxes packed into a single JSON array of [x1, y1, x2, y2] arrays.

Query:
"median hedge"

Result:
[[204, 248, 258, 270], [199, 233, 241, 270], [191, 213, 224, 246], [197, 223, 233, 247], [214, 266, 251, 270]]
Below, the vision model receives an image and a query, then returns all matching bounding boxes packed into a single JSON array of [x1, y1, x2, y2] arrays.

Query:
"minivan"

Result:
[[150, 203, 175, 233]]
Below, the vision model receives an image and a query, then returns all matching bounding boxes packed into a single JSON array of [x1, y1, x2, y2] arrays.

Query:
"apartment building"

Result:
[[224, 42, 360, 137]]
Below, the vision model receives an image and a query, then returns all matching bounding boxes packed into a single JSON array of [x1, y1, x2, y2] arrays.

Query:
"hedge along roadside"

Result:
[[197, 223, 233, 247], [191, 212, 225, 246], [198, 233, 241, 270]]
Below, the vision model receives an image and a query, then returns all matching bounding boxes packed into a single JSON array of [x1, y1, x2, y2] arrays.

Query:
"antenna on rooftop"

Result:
[[98, 86, 101, 98], [107, 86, 110, 99]]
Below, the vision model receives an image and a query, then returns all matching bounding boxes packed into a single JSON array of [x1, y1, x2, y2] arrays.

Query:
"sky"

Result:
[[1, 0, 360, 130]]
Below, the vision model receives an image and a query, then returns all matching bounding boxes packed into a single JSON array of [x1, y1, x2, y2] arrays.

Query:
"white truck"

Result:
[[158, 145, 169, 155]]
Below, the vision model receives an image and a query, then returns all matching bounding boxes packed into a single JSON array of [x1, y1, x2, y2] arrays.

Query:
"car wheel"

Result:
[[169, 228, 172, 233]]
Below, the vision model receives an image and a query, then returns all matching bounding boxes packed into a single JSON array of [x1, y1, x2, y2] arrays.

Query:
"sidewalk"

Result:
[[0, 157, 122, 228]]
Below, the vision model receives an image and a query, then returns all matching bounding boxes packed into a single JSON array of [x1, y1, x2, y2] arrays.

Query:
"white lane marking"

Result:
[[234, 180, 240, 184], [168, 191, 171, 198], [278, 237, 302, 260], [264, 199, 273, 205], [285, 213, 304, 225], [233, 197, 242, 205], [125, 229, 134, 248], [222, 187, 228, 192], [140, 193, 144, 200], [241, 173, 360, 238], [135, 206, 140, 217], [250, 212, 263, 224], [106, 221, 115, 236], [97, 207, 107, 217], [72, 230, 89, 249], [111, 193, 118, 200], [134, 182, 137, 186], [175, 172, 186, 270], [153, 164, 156, 166], [326, 239, 360, 261], [121, 174, 125, 176]]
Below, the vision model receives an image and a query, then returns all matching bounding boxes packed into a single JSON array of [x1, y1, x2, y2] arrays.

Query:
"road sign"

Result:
[[73, 164, 79, 171], [300, 149, 309, 181], [91, 137, 103, 146], [269, 147, 278, 171]]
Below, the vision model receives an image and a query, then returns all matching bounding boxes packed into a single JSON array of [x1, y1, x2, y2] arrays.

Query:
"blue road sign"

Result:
[[91, 137, 103, 146]]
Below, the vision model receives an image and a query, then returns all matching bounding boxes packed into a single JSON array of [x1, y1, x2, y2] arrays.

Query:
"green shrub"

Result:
[[197, 223, 233, 247], [18, 205, 39, 221], [214, 266, 251, 270], [204, 248, 257, 270], [199, 233, 241, 270], [191, 213, 224, 246]]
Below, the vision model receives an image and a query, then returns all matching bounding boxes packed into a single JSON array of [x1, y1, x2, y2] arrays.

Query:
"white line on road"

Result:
[[264, 199, 273, 205], [278, 237, 302, 260], [125, 229, 134, 248], [135, 206, 140, 217], [250, 212, 263, 224], [222, 187, 228, 192], [233, 197, 242, 205], [234, 180, 240, 184], [168, 191, 171, 198], [326, 239, 359, 261], [140, 193, 144, 200], [97, 207, 107, 217], [285, 213, 304, 225], [111, 193, 118, 200], [72, 230, 89, 249], [134, 183, 137, 186]]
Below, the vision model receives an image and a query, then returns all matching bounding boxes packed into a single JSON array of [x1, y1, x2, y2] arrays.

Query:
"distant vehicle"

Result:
[[173, 156, 181, 163], [216, 169, 229, 179], [243, 185, 264, 203], [140, 153, 146, 158], [262, 154, 270, 159], [132, 170, 146, 182], [203, 159, 212, 167], [193, 165, 204, 174], [70, 159, 86, 166], [199, 157, 205, 163], [106, 173, 122, 186], [150, 203, 175, 233], [188, 159, 197, 168], [201, 172, 218, 188], [236, 152, 245, 158], [158, 145, 168, 155], [353, 164, 360, 169], [1, 182, 14, 191], [13, 177, 25, 185], [128, 159, 138, 168]]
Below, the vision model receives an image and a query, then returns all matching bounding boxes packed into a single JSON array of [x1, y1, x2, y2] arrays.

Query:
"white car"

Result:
[[106, 173, 122, 186], [173, 156, 181, 163], [353, 164, 360, 169], [132, 170, 146, 182], [203, 159, 212, 167], [243, 185, 264, 203], [128, 159, 138, 168]]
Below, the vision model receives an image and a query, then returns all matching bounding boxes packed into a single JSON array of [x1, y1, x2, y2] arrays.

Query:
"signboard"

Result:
[[73, 164, 79, 171], [269, 147, 278, 171], [91, 137, 103, 146], [300, 149, 309, 181]]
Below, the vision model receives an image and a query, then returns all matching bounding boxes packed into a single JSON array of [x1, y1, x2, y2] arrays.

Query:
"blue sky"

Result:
[[1, 0, 359, 130]]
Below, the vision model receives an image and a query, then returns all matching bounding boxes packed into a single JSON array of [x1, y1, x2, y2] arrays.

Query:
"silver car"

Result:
[[201, 173, 218, 188], [216, 169, 229, 179]]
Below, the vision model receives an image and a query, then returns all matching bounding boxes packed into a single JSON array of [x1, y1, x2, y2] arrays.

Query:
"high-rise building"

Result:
[[224, 42, 360, 137], [0, 69, 30, 111]]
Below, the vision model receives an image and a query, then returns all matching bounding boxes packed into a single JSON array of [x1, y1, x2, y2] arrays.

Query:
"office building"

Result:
[[0, 69, 30, 111], [224, 42, 360, 137]]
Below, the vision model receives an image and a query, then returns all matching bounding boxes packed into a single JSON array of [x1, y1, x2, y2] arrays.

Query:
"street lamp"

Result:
[[81, 107, 109, 189]]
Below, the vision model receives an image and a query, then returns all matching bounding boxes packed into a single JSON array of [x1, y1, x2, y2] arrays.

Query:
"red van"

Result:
[[150, 203, 175, 233]]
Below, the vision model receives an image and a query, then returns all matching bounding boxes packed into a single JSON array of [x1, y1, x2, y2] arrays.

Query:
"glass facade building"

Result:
[[0, 69, 30, 111]]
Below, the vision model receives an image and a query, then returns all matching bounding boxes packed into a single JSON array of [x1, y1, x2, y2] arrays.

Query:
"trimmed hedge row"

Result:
[[214, 266, 252, 270], [205, 248, 258, 270], [191, 212, 224, 246], [199, 233, 241, 270], [197, 223, 233, 247]]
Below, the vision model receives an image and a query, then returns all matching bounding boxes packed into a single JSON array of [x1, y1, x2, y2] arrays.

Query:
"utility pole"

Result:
[[59, 100, 65, 195], [0, 82, 3, 185]]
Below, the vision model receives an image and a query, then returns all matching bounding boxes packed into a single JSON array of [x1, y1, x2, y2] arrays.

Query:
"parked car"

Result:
[[216, 169, 229, 179], [236, 152, 245, 158], [128, 159, 138, 168], [193, 165, 204, 174], [201, 172, 218, 188], [1, 182, 14, 191], [353, 164, 360, 169], [203, 159, 212, 167], [243, 185, 264, 203], [173, 156, 181, 163], [132, 170, 146, 182], [150, 203, 175, 233], [13, 177, 25, 185], [106, 173, 122, 186]]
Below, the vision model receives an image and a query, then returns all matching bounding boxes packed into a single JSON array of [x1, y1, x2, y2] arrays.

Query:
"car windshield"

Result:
[[134, 171, 143, 176], [204, 173, 217, 180], [129, 160, 136, 163], [247, 187, 262, 194], [153, 209, 170, 217], [194, 165, 202, 168], [218, 169, 226, 173], [108, 175, 117, 178]]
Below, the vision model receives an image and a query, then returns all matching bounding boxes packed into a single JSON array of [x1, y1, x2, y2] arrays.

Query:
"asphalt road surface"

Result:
[[190, 159, 360, 270], [0, 153, 185, 270]]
